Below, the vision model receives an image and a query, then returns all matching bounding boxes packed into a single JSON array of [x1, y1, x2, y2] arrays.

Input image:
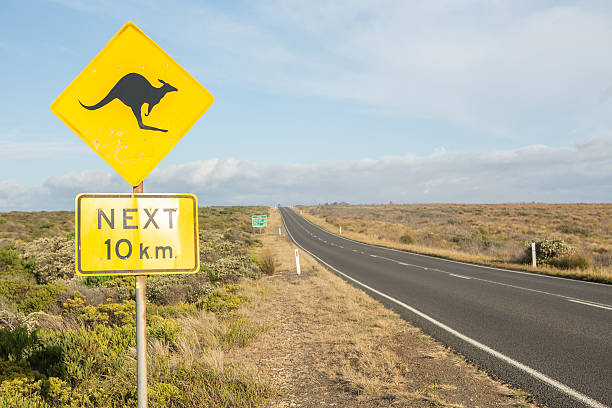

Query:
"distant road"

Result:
[[280, 207, 612, 408]]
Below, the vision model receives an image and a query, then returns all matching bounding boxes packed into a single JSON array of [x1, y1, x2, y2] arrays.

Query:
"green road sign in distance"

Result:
[[252, 215, 267, 227]]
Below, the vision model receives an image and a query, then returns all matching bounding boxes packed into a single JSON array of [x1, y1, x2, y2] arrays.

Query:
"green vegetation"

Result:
[[0, 206, 274, 407], [523, 239, 591, 270]]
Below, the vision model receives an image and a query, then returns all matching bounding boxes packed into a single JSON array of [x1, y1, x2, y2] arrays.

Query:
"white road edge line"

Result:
[[292, 208, 609, 287], [448, 273, 472, 280], [280, 209, 609, 408], [568, 299, 612, 311]]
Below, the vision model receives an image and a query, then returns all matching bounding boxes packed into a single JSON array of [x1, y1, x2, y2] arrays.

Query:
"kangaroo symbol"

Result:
[[79, 73, 178, 132]]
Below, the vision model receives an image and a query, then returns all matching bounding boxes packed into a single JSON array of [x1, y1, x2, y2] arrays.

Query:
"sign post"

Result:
[[133, 183, 147, 408], [52, 22, 214, 408]]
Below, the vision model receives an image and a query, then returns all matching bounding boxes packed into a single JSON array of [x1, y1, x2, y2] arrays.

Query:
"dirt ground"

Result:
[[231, 208, 539, 408]]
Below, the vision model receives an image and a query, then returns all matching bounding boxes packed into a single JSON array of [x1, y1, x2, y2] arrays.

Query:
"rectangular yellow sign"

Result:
[[76, 194, 199, 276]]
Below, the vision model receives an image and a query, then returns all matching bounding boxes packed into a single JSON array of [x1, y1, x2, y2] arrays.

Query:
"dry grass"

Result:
[[298, 203, 612, 283], [230, 207, 538, 407]]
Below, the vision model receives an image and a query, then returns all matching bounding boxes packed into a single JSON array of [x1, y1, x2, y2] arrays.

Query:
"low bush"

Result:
[[523, 239, 574, 264], [28, 325, 136, 385], [0, 328, 36, 361], [147, 315, 181, 345], [399, 234, 414, 245], [62, 292, 135, 328], [0, 278, 65, 315], [146, 276, 194, 305], [522, 239, 591, 269], [203, 256, 257, 284], [0, 377, 51, 408], [21, 237, 74, 284], [198, 288, 246, 315], [0, 245, 34, 277], [256, 251, 276, 275], [0, 360, 42, 383]]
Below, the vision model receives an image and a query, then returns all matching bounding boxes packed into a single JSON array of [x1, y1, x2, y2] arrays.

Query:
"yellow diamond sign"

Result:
[[51, 22, 214, 186]]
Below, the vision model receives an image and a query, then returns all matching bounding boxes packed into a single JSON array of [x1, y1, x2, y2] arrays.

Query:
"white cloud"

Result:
[[0, 142, 87, 159], [2, 137, 610, 211]]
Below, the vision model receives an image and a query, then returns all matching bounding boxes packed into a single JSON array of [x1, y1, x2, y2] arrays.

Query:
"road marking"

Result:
[[449, 273, 472, 280], [568, 299, 612, 311], [339, 245, 344, 248], [370, 254, 377, 258], [280, 209, 609, 408], [375, 253, 612, 310]]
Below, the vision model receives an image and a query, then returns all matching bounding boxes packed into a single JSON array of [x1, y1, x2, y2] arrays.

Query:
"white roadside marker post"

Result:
[[531, 242, 537, 267], [339, 226, 342, 235], [279, 227, 282, 236], [295, 249, 301, 275]]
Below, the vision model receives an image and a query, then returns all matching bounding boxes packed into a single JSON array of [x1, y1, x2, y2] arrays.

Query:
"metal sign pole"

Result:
[[133, 181, 148, 408]]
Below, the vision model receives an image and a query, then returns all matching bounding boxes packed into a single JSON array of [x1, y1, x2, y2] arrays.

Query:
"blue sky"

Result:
[[2, 0, 612, 209]]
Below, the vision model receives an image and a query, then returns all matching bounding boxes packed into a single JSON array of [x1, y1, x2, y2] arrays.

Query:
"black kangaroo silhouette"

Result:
[[79, 73, 178, 132]]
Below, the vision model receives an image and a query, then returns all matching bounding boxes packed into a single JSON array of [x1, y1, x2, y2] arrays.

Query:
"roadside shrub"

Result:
[[198, 288, 246, 314], [0, 328, 36, 361], [522, 239, 590, 269], [257, 251, 276, 275], [399, 234, 414, 245], [0, 377, 51, 408], [147, 315, 181, 345], [0, 360, 42, 383], [62, 292, 135, 327], [524, 239, 574, 265], [200, 234, 246, 258], [22, 237, 74, 284], [0, 245, 34, 277], [149, 382, 181, 406], [203, 256, 260, 284], [28, 325, 136, 385], [146, 276, 193, 305], [0, 278, 65, 315]]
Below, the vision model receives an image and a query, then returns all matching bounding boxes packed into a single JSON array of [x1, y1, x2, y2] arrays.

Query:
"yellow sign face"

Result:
[[51, 22, 214, 186], [76, 194, 199, 276]]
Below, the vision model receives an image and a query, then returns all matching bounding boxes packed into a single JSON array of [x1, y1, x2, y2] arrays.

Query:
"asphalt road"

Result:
[[280, 207, 612, 408]]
